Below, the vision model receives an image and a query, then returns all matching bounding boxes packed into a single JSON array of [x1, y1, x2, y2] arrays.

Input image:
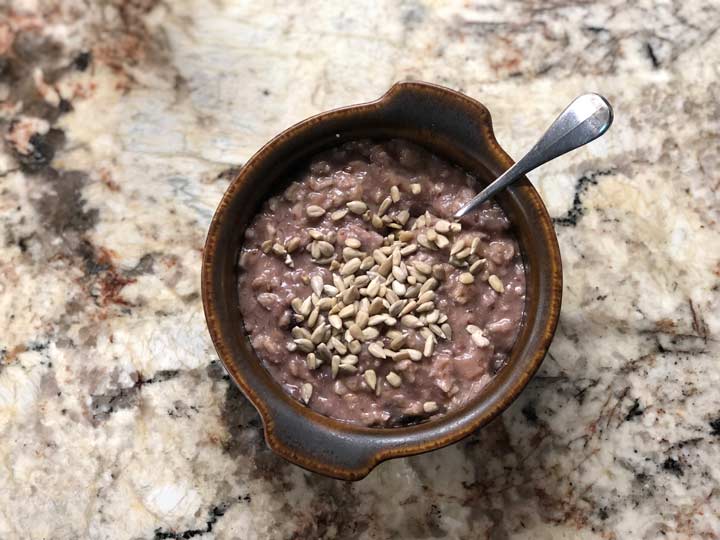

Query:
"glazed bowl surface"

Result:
[[201, 81, 562, 480]]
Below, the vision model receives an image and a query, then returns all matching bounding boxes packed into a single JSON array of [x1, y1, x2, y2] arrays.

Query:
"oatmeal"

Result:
[[237, 139, 526, 427]]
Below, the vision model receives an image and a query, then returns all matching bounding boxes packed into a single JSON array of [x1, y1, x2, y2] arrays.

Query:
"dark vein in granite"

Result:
[[553, 169, 614, 227]]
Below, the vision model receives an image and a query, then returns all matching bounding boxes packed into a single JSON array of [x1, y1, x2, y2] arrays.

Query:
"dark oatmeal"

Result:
[[237, 139, 526, 427]]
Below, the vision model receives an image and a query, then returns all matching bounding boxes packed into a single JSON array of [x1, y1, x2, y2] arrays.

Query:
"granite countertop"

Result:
[[1, 1, 719, 538]]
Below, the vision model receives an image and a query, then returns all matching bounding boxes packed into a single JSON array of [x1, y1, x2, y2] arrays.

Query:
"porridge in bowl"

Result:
[[237, 139, 525, 427]]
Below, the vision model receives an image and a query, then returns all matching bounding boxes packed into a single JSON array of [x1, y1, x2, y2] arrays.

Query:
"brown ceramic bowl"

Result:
[[202, 81, 562, 480]]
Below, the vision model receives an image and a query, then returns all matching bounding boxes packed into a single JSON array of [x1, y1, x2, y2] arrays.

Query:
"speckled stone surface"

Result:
[[1, 1, 719, 539]]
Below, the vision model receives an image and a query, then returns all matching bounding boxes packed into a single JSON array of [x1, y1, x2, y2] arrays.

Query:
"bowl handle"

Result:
[[261, 397, 393, 481]]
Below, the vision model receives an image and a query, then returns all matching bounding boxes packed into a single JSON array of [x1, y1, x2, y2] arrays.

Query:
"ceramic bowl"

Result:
[[202, 81, 562, 480]]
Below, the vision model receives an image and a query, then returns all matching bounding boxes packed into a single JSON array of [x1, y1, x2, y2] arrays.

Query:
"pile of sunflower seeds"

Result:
[[269, 186, 506, 406]]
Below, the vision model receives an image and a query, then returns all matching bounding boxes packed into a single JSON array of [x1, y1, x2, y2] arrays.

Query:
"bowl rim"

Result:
[[202, 81, 562, 479]]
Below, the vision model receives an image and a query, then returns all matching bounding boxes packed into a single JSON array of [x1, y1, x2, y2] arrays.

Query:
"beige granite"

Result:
[[1, 0, 719, 538]]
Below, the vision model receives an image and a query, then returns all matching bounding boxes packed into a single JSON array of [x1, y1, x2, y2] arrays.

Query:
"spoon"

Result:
[[454, 93, 614, 219]]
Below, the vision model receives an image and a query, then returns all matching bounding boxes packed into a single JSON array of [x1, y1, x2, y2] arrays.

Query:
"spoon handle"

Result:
[[454, 93, 613, 219]]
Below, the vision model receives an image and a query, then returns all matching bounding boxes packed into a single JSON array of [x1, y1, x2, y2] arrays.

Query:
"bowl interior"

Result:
[[202, 82, 562, 478]]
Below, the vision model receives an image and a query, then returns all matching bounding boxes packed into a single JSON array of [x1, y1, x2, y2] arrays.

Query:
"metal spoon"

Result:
[[454, 93, 613, 219]]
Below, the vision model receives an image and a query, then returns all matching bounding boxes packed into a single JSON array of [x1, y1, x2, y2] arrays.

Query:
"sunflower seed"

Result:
[[348, 324, 363, 340], [306, 353, 319, 370], [363, 327, 380, 340], [366, 277, 381, 297], [368, 314, 387, 326], [322, 285, 338, 297], [450, 239, 465, 256], [328, 314, 343, 330], [400, 244, 417, 256], [416, 301, 434, 313], [399, 300, 418, 316], [390, 334, 406, 350], [435, 234, 450, 249], [429, 323, 445, 339], [315, 343, 331, 361], [417, 234, 434, 250], [390, 185, 401, 203], [310, 275, 324, 296], [307, 205, 325, 218], [364, 369, 377, 390], [341, 247, 362, 261], [392, 265, 408, 282], [368, 297, 384, 315], [377, 256, 393, 277], [388, 300, 407, 317], [434, 219, 450, 233], [347, 200, 367, 214], [417, 291, 435, 304], [331, 356, 340, 378], [488, 274, 505, 293], [292, 327, 312, 340], [341, 258, 361, 276], [386, 372, 402, 387], [368, 342, 386, 359], [371, 214, 384, 229], [352, 310, 367, 329], [315, 241, 333, 258], [385, 290, 400, 304], [404, 349, 423, 361], [420, 327, 434, 341], [331, 208, 348, 221], [360, 256, 375, 270], [330, 337, 347, 355], [339, 363, 358, 373], [459, 272, 475, 285], [301, 383, 313, 403], [469, 259, 485, 274], [391, 280, 407, 296], [426, 310, 440, 324], [378, 197, 392, 216], [261, 240, 273, 253], [285, 237, 301, 253], [339, 304, 356, 319], [299, 296, 313, 316], [398, 229, 413, 241], [441, 323, 452, 339], [307, 307, 319, 327], [294, 338, 314, 353], [271, 243, 287, 256], [420, 278, 438, 293], [348, 340, 362, 354], [401, 314, 423, 328], [340, 236, 360, 249], [413, 261, 431, 276], [423, 335, 435, 357], [342, 354, 358, 366], [471, 332, 490, 347], [287, 341, 297, 352], [410, 183, 422, 195], [332, 274, 346, 292], [423, 401, 438, 413]]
